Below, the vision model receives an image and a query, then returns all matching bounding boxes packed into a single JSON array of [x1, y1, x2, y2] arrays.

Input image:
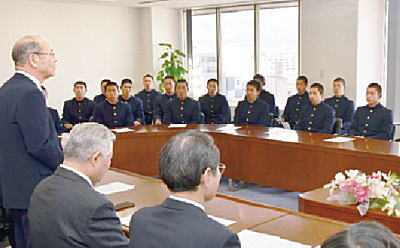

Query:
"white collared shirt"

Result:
[[59, 164, 93, 188], [169, 195, 205, 212], [15, 70, 42, 92]]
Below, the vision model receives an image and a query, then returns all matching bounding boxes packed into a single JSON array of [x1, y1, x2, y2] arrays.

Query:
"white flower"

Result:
[[334, 172, 346, 184], [345, 169, 360, 179]]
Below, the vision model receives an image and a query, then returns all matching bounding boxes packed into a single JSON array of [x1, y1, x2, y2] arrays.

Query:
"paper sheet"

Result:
[[238, 230, 311, 248], [111, 128, 135, 133], [282, 122, 291, 130], [168, 124, 187, 128], [94, 182, 135, 195], [119, 215, 132, 226], [208, 215, 236, 226], [216, 126, 241, 131], [324, 136, 355, 143]]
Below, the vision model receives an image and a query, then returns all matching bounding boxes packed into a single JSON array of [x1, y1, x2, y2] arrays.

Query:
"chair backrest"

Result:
[[332, 118, 343, 134]]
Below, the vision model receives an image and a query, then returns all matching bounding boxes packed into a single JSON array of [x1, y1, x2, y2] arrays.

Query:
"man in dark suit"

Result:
[[135, 74, 161, 125], [119, 78, 144, 126], [129, 130, 241, 248], [93, 79, 111, 104], [199, 78, 231, 124], [154, 76, 176, 125], [0, 35, 64, 248], [29, 123, 129, 247]]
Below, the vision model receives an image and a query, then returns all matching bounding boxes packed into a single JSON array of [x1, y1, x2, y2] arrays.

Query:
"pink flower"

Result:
[[355, 185, 370, 202], [340, 179, 358, 192]]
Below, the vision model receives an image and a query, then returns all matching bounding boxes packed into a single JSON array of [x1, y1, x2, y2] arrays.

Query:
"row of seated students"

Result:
[[51, 73, 394, 141]]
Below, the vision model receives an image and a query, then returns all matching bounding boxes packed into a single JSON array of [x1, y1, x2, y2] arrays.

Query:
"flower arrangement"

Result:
[[323, 170, 400, 217]]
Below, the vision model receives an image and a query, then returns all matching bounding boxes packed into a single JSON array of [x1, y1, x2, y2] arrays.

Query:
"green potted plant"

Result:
[[156, 43, 188, 93]]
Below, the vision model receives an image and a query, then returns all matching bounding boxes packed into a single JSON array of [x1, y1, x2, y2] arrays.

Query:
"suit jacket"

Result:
[[29, 167, 129, 248], [294, 102, 336, 134], [129, 198, 241, 248], [0, 73, 63, 209], [48, 107, 64, 134], [234, 98, 270, 127]]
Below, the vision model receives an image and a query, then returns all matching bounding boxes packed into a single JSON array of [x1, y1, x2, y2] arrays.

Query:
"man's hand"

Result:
[[154, 119, 162, 126], [134, 121, 141, 127], [65, 124, 73, 130]]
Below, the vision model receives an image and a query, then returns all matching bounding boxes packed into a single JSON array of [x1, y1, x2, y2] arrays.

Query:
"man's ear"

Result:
[[89, 152, 102, 167]]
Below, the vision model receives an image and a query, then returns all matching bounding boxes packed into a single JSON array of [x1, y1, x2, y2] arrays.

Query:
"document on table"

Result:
[[216, 125, 241, 131], [324, 136, 355, 143], [282, 122, 291, 130], [94, 182, 135, 195], [208, 215, 236, 226], [238, 230, 311, 248], [119, 215, 132, 226], [111, 128, 135, 133], [168, 124, 187, 128]]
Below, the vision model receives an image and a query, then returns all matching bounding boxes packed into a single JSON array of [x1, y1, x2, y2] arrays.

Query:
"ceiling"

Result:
[[30, 0, 282, 9]]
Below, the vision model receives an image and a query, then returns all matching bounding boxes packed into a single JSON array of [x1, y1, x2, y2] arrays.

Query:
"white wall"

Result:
[[0, 0, 138, 112], [300, 0, 358, 101], [356, 0, 386, 105]]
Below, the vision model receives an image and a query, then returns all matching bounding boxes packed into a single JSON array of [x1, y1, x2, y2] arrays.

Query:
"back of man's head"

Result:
[[159, 130, 220, 193], [64, 123, 115, 164]]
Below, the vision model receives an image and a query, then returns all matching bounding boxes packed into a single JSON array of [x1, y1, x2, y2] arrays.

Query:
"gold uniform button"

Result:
[[78, 103, 81, 106], [299, 97, 302, 100], [113, 113, 117, 116], [78, 110, 82, 113], [307, 127, 311, 130], [313, 107, 316, 111], [180, 107, 184, 110], [363, 130, 367, 133], [247, 111, 251, 114], [181, 121, 185, 124], [250, 105, 253, 108], [369, 110, 373, 113], [296, 108, 299, 111], [78, 116, 82, 119], [308, 121, 313, 125], [180, 114, 183, 117], [297, 102, 300, 105], [113, 107, 116, 110], [181, 102, 184, 105], [367, 116, 371, 119], [211, 110, 214, 113], [211, 105, 214, 108], [310, 114, 315, 117], [114, 120, 118, 123], [246, 118, 249, 122], [365, 124, 369, 127], [334, 105, 338, 108], [336, 99, 340, 102]]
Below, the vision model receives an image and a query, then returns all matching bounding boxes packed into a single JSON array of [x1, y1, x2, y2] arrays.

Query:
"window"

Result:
[[187, 2, 299, 109], [189, 12, 217, 100], [220, 8, 254, 100], [259, 6, 299, 109]]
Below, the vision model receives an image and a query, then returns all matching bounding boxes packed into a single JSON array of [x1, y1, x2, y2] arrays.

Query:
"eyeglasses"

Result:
[[32, 52, 55, 57]]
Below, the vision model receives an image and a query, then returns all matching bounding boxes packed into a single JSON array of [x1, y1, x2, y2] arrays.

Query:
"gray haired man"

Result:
[[29, 123, 129, 248]]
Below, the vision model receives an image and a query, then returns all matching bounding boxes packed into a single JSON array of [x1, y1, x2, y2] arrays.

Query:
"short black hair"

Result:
[[121, 78, 133, 87], [247, 80, 261, 91], [310, 83, 324, 95], [143, 74, 153, 80], [368, 82, 382, 96], [207, 78, 219, 87], [297, 76, 308, 85], [104, 81, 119, 91], [333, 77, 346, 87], [159, 131, 220, 192], [321, 221, 400, 248], [164, 76, 175, 81], [253, 74, 265, 83], [176, 79, 189, 88], [74, 81, 87, 89], [101, 79, 111, 85]]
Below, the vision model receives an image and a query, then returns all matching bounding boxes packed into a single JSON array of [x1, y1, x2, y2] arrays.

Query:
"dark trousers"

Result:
[[144, 114, 153, 125], [9, 209, 29, 248]]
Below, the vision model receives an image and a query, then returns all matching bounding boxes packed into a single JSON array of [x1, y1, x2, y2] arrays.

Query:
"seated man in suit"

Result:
[[62, 81, 95, 131], [129, 130, 241, 248], [119, 78, 144, 127], [282, 76, 311, 128], [252, 74, 275, 115], [135, 74, 161, 125], [92, 81, 134, 128], [163, 79, 201, 124], [348, 83, 393, 140], [29, 123, 129, 248], [93, 79, 111, 104], [294, 83, 335, 134], [154, 76, 177, 125], [234, 80, 270, 127], [324, 77, 354, 133], [199, 78, 231, 124], [41, 86, 64, 134]]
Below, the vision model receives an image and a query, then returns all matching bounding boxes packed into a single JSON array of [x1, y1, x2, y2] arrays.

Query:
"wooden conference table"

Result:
[[101, 168, 348, 246], [111, 124, 400, 192], [299, 188, 400, 234]]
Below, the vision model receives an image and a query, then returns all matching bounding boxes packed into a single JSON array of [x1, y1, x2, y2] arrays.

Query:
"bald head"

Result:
[[11, 35, 57, 82], [12, 35, 44, 66]]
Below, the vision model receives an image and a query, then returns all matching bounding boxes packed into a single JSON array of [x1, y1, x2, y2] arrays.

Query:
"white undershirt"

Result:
[[169, 195, 205, 212], [15, 70, 42, 92], [59, 164, 93, 188]]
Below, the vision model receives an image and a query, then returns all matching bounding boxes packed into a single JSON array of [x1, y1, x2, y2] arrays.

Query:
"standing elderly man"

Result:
[[0, 35, 64, 247], [29, 123, 129, 248]]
